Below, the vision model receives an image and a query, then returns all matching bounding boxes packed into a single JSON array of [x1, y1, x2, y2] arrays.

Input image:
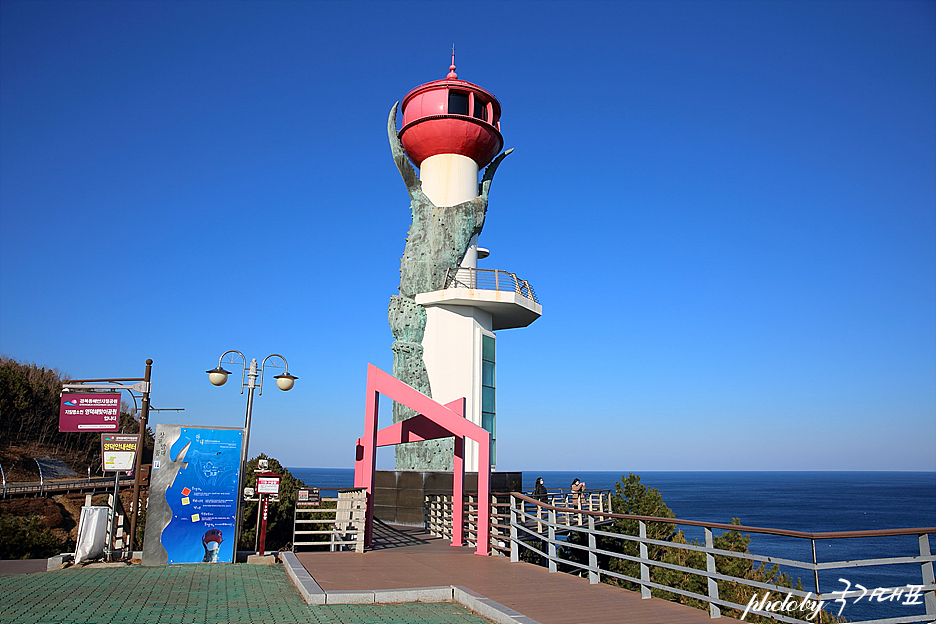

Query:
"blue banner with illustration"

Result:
[[142, 424, 243, 565]]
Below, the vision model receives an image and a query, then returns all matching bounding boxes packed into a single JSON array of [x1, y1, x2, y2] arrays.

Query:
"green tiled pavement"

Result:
[[0, 564, 492, 624]]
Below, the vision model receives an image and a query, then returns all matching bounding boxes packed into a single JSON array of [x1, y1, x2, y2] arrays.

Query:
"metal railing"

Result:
[[425, 493, 488, 547], [443, 267, 539, 304], [527, 490, 612, 528], [292, 488, 366, 553], [425, 490, 612, 554], [0, 475, 136, 498], [507, 493, 936, 624]]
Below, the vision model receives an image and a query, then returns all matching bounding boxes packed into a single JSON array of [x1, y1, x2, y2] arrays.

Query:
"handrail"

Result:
[[0, 475, 137, 498], [508, 492, 936, 624], [443, 267, 539, 304], [512, 492, 935, 540]]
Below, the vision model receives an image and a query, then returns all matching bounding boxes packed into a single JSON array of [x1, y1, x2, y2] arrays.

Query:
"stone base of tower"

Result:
[[373, 470, 522, 527]]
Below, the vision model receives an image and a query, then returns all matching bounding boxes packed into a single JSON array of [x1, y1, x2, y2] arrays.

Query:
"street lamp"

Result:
[[206, 350, 297, 558]]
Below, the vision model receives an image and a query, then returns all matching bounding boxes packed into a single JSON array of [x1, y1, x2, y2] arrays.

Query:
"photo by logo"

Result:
[[741, 580, 928, 621], [741, 592, 824, 621], [830, 579, 926, 618]]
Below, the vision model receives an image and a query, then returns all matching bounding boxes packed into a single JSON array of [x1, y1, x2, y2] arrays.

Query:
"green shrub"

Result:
[[0, 511, 62, 559]]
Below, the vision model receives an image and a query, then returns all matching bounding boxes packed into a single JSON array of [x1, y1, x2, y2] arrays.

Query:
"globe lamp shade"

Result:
[[207, 366, 231, 386], [274, 373, 297, 391]]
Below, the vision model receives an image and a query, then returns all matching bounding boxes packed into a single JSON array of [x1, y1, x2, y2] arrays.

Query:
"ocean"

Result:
[[288, 468, 935, 622]]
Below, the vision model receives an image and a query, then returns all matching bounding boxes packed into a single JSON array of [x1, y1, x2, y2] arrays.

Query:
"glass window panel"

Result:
[[448, 91, 469, 116], [482, 387, 495, 413], [482, 412, 495, 434], [482, 361, 495, 387], [473, 99, 487, 121], [482, 335, 495, 362]]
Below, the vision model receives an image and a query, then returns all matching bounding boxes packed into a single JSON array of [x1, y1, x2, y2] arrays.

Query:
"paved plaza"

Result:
[[0, 564, 494, 624]]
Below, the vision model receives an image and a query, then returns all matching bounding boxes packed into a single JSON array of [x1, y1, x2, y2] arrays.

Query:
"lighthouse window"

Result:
[[448, 91, 469, 116], [472, 99, 488, 121]]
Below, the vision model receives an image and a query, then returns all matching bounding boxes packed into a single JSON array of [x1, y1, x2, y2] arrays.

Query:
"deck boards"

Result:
[[295, 523, 740, 624]]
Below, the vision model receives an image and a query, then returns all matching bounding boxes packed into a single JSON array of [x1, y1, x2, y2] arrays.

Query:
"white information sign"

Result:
[[100, 434, 141, 472], [256, 476, 280, 495]]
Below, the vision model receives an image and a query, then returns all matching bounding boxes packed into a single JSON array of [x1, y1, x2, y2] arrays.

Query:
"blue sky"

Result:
[[1, 0, 933, 472]]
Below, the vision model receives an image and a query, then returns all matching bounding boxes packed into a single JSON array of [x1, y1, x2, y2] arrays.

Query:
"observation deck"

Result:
[[415, 267, 542, 331]]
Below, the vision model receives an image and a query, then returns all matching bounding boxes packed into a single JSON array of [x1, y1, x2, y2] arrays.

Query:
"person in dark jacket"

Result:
[[570, 478, 586, 508], [533, 477, 547, 502]]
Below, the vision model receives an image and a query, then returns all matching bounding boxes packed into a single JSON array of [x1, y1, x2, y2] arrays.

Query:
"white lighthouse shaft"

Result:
[[419, 151, 492, 471], [420, 153, 481, 269]]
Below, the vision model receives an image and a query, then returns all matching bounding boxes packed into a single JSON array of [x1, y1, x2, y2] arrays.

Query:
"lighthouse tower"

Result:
[[391, 58, 542, 472]]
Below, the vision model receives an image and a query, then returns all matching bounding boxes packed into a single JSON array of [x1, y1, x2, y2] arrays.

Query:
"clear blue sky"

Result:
[[1, 1, 933, 472]]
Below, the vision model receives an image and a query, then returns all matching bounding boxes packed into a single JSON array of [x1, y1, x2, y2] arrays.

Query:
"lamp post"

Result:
[[206, 350, 297, 558]]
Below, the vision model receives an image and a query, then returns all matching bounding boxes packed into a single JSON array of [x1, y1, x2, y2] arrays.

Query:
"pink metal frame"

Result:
[[353, 364, 491, 555]]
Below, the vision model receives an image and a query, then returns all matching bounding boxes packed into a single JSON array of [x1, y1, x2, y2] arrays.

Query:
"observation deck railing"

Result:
[[292, 487, 366, 553], [506, 493, 936, 624], [425, 489, 612, 551], [443, 267, 539, 304]]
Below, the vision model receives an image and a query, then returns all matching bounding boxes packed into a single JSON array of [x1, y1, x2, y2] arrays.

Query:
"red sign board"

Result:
[[59, 393, 121, 432]]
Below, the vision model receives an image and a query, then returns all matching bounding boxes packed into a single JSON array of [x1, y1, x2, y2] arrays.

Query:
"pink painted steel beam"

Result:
[[352, 364, 491, 555], [373, 413, 457, 446]]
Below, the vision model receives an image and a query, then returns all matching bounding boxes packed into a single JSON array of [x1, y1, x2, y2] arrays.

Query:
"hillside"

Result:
[[0, 355, 153, 480]]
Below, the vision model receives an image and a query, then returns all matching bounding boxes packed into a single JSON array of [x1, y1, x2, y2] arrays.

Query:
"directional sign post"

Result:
[[255, 471, 280, 556], [61, 359, 154, 557]]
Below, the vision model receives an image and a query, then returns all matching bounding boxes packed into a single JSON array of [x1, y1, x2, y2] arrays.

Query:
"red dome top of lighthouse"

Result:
[[399, 59, 503, 168]]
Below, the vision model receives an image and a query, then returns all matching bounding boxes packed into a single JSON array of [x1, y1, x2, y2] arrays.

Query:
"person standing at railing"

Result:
[[570, 478, 585, 509], [533, 477, 547, 502]]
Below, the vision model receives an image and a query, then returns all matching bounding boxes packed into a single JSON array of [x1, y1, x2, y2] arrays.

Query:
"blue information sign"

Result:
[[144, 425, 243, 564]]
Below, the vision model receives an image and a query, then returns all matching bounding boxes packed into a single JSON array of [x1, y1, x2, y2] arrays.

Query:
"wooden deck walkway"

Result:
[[295, 523, 740, 624]]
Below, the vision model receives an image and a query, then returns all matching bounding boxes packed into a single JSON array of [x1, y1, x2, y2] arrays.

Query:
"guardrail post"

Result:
[[491, 494, 501, 553], [812, 538, 820, 599], [510, 496, 519, 562], [705, 527, 721, 618], [639, 520, 651, 599], [548, 507, 557, 573], [354, 492, 366, 553], [588, 515, 599, 584], [920, 533, 936, 618], [424, 495, 430, 534]]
